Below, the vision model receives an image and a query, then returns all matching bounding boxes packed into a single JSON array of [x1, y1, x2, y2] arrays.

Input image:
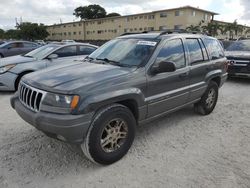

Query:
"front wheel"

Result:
[[81, 104, 136, 165], [194, 81, 219, 115]]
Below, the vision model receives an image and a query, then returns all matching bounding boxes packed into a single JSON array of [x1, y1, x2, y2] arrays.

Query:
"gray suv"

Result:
[[11, 32, 228, 165]]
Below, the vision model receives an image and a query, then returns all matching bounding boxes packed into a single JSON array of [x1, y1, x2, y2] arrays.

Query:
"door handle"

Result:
[[179, 72, 189, 78]]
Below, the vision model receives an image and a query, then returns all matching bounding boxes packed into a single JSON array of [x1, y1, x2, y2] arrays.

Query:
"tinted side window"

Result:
[[203, 38, 224, 59], [54, 46, 77, 57], [23, 42, 37, 48], [198, 39, 209, 61], [186, 38, 204, 64], [78, 46, 96, 55], [157, 39, 186, 69], [6, 42, 23, 48]]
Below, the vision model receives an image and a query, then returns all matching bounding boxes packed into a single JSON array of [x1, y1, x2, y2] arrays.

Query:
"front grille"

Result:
[[19, 82, 46, 112]]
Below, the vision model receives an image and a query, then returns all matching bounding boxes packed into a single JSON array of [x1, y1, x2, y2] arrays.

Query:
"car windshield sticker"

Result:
[[137, 41, 157, 46]]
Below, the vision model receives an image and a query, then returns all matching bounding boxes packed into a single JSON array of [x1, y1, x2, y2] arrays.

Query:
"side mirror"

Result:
[[151, 61, 176, 74], [47, 54, 58, 60]]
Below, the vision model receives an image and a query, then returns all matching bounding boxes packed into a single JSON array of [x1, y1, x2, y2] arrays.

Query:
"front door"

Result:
[[146, 38, 190, 118]]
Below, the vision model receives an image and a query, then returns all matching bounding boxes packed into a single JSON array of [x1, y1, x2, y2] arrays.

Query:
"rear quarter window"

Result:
[[203, 38, 224, 60]]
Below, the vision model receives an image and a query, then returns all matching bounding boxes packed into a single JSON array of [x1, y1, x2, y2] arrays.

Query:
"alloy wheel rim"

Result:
[[100, 118, 128, 153], [206, 88, 216, 108]]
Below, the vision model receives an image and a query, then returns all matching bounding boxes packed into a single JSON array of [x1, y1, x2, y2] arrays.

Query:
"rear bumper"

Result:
[[11, 94, 94, 144], [0, 72, 18, 91]]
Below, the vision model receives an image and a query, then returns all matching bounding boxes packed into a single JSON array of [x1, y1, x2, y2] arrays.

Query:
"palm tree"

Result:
[[201, 22, 222, 37], [186, 25, 201, 32]]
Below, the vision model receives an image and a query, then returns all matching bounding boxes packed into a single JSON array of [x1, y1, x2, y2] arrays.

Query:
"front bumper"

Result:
[[0, 72, 18, 91], [11, 94, 94, 144], [228, 65, 250, 78]]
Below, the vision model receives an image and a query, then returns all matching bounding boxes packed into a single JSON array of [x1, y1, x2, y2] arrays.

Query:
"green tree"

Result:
[[106, 13, 121, 17], [0, 28, 5, 39], [4, 29, 20, 39], [17, 22, 49, 40], [202, 22, 222, 37], [73, 4, 107, 20], [186, 25, 201, 32]]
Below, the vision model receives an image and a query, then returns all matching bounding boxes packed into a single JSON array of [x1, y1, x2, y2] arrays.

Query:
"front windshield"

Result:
[[226, 40, 250, 51], [88, 38, 158, 67], [24, 45, 59, 59]]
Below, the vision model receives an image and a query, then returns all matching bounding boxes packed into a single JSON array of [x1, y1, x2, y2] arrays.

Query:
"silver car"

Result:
[[0, 41, 40, 58], [0, 43, 98, 91]]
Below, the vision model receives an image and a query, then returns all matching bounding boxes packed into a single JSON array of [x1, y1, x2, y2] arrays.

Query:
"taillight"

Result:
[[224, 61, 229, 71]]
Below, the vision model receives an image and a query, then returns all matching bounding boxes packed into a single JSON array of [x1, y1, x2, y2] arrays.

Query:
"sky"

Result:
[[0, 0, 249, 30]]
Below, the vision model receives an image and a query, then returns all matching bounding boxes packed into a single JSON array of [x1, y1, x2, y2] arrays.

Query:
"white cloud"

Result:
[[0, 0, 249, 30]]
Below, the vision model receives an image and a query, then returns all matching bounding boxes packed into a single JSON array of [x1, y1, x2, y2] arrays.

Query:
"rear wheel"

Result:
[[81, 104, 136, 165], [0, 54, 3, 58], [194, 81, 218, 115]]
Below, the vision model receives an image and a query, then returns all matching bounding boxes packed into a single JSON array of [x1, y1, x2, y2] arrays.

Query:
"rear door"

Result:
[[146, 38, 190, 118], [75, 45, 97, 60], [4, 42, 24, 57], [46, 45, 78, 66], [22, 42, 38, 54], [185, 38, 211, 102]]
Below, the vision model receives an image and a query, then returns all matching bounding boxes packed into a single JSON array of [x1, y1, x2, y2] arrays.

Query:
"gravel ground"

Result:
[[0, 78, 250, 188]]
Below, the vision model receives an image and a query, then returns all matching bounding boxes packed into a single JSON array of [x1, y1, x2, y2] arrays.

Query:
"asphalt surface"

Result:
[[0, 78, 250, 188]]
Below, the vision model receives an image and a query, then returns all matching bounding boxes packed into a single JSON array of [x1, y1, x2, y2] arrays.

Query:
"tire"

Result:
[[0, 54, 3, 58], [194, 81, 219, 115], [81, 104, 136, 165]]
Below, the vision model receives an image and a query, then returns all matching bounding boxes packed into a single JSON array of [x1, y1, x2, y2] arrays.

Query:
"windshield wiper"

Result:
[[96, 58, 129, 67]]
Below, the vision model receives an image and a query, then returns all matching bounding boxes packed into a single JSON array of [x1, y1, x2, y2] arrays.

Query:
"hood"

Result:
[[23, 61, 135, 93], [225, 51, 250, 59], [0, 55, 36, 67]]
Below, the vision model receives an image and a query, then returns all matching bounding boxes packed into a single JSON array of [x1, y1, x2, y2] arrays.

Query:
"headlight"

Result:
[[0, 64, 16, 74], [41, 93, 80, 114]]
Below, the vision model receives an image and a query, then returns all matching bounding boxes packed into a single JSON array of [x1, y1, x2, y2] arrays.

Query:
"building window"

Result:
[[114, 29, 117, 33], [144, 27, 147, 31], [68, 32, 71, 35], [192, 11, 196, 16], [139, 16, 143, 19], [64, 32, 67, 36], [73, 24, 76, 27], [97, 21, 102, 24], [134, 28, 137, 31], [139, 28, 143, 31], [204, 14, 208, 21], [73, 32, 76, 35], [97, 30, 103, 34], [174, 25, 182, 30], [159, 26, 167, 31], [130, 28, 133, 32], [79, 31, 81, 35], [144, 15, 147, 19], [126, 17, 130, 22], [79, 23, 82, 26], [175, 10, 183, 16], [63, 25, 66, 28], [148, 15, 155, 19], [148, 27, 154, 31], [160, 12, 167, 18]]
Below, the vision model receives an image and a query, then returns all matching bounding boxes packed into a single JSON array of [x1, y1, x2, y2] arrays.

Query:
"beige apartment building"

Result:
[[47, 6, 218, 41]]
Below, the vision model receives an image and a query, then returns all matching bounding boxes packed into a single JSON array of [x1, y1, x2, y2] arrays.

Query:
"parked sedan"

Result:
[[0, 41, 40, 58], [225, 40, 250, 78], [0, 43, 98, 91]]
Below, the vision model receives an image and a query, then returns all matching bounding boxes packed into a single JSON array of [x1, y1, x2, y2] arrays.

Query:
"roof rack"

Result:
[[120, 31, 148, 36]]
